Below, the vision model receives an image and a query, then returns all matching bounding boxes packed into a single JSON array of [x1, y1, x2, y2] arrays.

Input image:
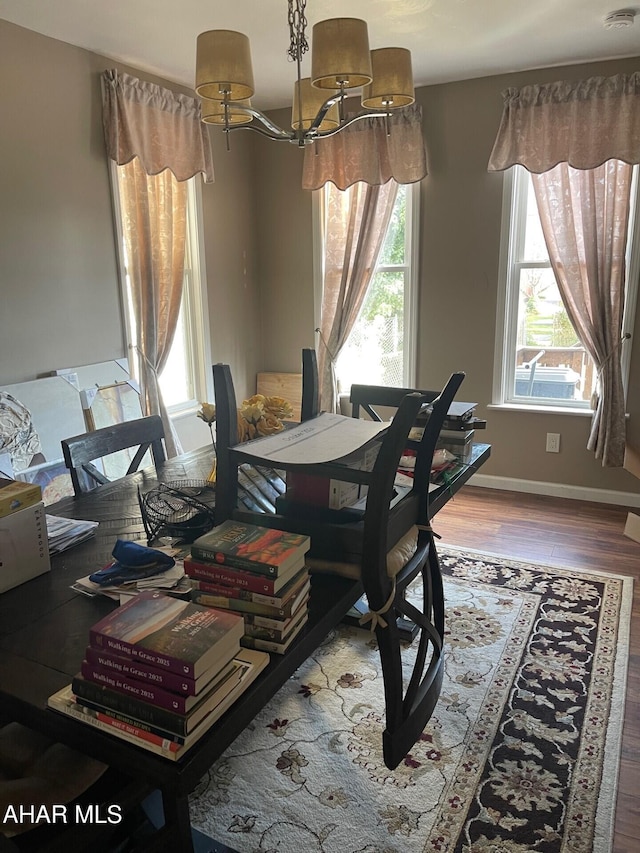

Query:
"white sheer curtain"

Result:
[[488, 73, 640, 467], [317, 180, 398, 412], [102, 70, 213, 457]]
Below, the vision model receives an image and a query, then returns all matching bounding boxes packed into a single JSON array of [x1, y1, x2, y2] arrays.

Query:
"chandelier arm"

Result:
[[223, 102, 294, 139], [220, 100, 393, 145], [227, 123, 297, 142]]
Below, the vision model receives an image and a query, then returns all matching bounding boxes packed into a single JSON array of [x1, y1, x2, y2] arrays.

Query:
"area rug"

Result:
[[189, 547, 633, 853]]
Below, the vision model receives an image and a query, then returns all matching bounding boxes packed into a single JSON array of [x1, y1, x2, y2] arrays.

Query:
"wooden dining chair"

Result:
[[213, 357, 466, 769], [305, 373, 465, 769], [61, 415, 166, 496]]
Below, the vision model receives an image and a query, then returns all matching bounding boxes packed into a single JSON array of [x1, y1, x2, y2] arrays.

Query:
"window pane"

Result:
[[522, 179, 548, 261], [513, 267, 596, 403], [159, 302, 192, 406], [336, 271, 405, 390], [378, 184, 406, 266]]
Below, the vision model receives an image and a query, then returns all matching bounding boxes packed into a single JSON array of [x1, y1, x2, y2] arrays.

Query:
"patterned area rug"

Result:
[[189, 547, 632, 853]]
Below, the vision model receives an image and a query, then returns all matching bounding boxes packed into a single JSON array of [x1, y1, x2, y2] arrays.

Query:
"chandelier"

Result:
[[195, 0, 415, 146]]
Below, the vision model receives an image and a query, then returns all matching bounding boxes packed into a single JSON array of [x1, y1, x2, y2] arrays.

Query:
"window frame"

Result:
[[313, 181, 420, 389], [109, 164, 212, 418], [492, 164, 640, 413]]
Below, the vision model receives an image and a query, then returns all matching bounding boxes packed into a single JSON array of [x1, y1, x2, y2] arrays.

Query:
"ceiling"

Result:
[[1, 0, 638, 110]]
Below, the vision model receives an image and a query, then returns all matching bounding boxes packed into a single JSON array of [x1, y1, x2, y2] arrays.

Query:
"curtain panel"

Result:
[[101, 70, 213, 457], [302, 103, 427, 190], [488, 73, 640, 173], [487, 72, 639, 468], [102, 69, 214, 183], [532, 162, 632, 467], [317, 181, 398, 412], [115, 159, 188, 459]]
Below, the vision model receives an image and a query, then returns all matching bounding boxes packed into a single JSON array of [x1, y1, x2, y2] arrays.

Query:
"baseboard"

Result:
[[469, 473, 640, 509]]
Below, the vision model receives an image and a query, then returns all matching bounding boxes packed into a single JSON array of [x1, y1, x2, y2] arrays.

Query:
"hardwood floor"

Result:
[[434, 486, 640, 853]]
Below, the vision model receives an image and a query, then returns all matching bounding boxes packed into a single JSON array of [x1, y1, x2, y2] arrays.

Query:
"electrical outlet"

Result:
[[546, 433, 560, 453]]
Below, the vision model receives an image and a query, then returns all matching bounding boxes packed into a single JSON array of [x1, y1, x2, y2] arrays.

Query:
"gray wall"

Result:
[[0, 18, 261, 403]]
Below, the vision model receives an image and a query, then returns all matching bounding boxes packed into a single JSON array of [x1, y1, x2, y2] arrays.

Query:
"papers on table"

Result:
[[71, 548, 188, 603], [46, 514, 99, 555], [233, 412, 388, 465]]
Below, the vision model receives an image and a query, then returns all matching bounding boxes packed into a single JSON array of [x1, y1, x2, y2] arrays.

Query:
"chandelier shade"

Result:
[[292, 78, 340, 131], [200, 97, 254, 125], [311, 18, 372, 90], [195, 30, 255, 101], [361, 48, 415, 109], [194, 2, 417, 147]]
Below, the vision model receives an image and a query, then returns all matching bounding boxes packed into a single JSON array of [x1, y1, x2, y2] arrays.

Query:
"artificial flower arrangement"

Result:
[[236, 394, 294, 442], [197, 394, 294, 457]]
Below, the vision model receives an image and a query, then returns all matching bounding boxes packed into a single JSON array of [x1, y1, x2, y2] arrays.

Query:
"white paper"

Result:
[[233, 413, 388, 465]]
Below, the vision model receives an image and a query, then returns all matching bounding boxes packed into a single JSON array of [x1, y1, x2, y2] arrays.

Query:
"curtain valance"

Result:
[[102, 70, 214, 183], [488, 72, 640, 173], [302, 103, 427, 190]]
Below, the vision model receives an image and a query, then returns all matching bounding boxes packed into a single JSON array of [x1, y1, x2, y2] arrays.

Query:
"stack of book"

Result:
[[185, 520, 311, 655], [48, 589, 269, 760]]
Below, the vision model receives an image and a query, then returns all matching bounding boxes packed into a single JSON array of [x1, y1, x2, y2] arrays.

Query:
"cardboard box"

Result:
[[0, 502, 51, 593], [623, 512, 640, 545], [285, 471, 361, 510], [0, 478, 42, 519], [284, 442, 380, 511]]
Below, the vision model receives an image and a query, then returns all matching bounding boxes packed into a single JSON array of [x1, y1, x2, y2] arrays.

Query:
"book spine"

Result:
[[94, 710, 180, 756], [72, 675, 190, 736], [74, 696, 185, 744], [85, 646, 198, 696], [88, 630, 196, 679], [240, 635, 292, 655], [80, 661, 192, 714], [187, 576, 280, 606], [243, 624, 289, 643], [190, 589, 288, 619], [184, 559, 278, 595], [49, 695, 179, 759], [243, 611, 293, 631], [189, 546, 278, 577]]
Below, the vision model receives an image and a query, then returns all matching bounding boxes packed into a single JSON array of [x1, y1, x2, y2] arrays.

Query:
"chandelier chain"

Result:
[[287, 0, 309, 63]]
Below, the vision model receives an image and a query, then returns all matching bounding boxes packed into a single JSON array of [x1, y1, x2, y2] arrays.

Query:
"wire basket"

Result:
[[138, 481, 216, 544]]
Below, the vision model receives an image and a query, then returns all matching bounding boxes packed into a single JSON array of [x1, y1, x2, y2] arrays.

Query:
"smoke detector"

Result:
[[604, 10, 635, 28]]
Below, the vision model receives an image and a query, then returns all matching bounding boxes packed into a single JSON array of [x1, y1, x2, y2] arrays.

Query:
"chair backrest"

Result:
[[61, 415, 166, 496], [350, 383, 439, 421], [300, 348, 320, 421], [212, 364, 239, 519], [349, 375, 465, 524]]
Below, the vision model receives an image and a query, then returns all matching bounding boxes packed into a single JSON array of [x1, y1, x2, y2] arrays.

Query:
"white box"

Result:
[[0, 502, 51, 593]]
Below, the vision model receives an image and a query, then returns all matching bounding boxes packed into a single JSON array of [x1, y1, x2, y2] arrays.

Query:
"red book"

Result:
[[184, 557, 296, 595], [190, 520, 309, 577]]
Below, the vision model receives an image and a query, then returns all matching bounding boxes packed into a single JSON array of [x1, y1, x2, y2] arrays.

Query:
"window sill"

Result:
[[167, 401, 201, 420], [487, 403, 594, 417]]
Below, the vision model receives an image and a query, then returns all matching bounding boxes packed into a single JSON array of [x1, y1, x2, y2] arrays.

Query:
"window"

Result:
[[111, 168, 212, 415], [494, 165, 639, 410], [316, 183, 418, 392]]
